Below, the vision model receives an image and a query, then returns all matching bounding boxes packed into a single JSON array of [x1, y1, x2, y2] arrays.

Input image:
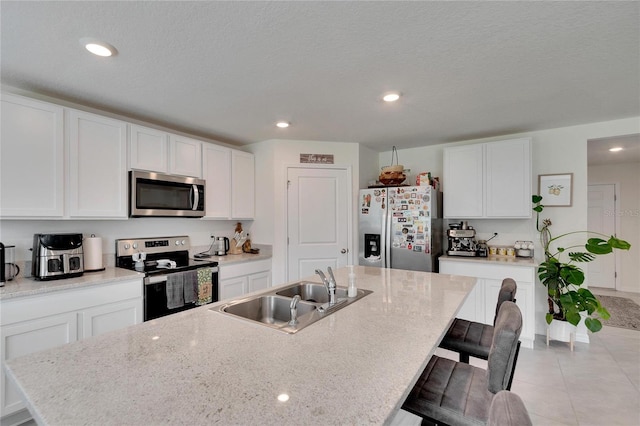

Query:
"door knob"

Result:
[[341, 249, 348, 254]]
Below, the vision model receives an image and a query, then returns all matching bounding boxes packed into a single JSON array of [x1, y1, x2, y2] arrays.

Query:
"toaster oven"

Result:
[[32, 233, 84, 280]]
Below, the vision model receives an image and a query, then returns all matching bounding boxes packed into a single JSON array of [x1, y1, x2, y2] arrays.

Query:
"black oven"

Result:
[[144, 265, 219, 321], [115, 236, 218, 322]]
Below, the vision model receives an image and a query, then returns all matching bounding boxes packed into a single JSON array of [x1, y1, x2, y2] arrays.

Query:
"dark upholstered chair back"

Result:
[[487, 301, 522, 393], [493, 278, 517, 325], [488, 391, 533, 426]]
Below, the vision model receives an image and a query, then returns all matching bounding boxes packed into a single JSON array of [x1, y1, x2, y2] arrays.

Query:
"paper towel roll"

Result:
[[84, 235, 104, 272]]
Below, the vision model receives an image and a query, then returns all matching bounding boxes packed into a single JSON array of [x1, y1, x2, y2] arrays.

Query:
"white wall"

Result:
[[588, 161, 640, 293], [358, 144, 380, 188], [379, 117, 640, 335], [246, 139, 360, 285], [0, 219, 250, 266]]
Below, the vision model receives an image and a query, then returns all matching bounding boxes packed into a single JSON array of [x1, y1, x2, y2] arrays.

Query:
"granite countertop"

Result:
[[5, 266, 475, 425], [0, 267, 144, 300], [190, 243, 272, 266], [203, 251, 272, 266], [439, 254, 537, 267], [1, 248, 272, 301]]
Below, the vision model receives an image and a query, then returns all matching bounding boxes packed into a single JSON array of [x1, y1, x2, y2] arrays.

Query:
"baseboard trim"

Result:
[[0, 408, 32, 426]]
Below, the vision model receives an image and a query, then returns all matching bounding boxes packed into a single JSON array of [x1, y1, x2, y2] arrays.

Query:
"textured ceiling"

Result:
[[1, 1, 638, 152], [588, 134, 640, 166]]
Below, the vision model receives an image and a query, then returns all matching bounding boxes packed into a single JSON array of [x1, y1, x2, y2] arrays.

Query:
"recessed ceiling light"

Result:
[[382, 92, 401, 102], [277, 393, 290, 402], [609, 147, 623, 152], [80, 38, 117, 57], [276, 121, 290, 128]]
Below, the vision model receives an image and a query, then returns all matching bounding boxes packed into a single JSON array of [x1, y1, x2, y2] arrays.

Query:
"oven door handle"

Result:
[[145, 275, 168, 285], [144, 266, 218, 285]]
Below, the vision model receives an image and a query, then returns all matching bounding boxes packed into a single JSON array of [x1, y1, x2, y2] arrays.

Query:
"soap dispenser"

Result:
[[347, 265, 357, 297]]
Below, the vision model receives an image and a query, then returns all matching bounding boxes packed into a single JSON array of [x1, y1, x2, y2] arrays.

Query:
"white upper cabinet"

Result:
[[485, 138, 531, 217], [443, 144, 484, 218], [202, 143, 231, 218], [129, 126, 202, 178], [129, 124, 169, 173], [0, 93, 65, 218], [443, 138, 531, 219], [231, 150, 255, 219], [202, 147, 255, 220], [169, 134, 202, 178], [68, 110, 128, 218]]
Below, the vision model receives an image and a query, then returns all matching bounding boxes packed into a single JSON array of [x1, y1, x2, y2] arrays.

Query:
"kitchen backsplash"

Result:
[[443, 218, 536, 247], [0, 219, 253, 263]]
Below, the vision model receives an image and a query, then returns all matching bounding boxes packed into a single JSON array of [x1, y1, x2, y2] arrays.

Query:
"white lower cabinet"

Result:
[[0, 278, 143, 418], [439, 259, 535, 348], [1, 312, 78, 416], [219, 259, 272, 300], [247, 271, 271, 293], [81, 299, 142, 338]]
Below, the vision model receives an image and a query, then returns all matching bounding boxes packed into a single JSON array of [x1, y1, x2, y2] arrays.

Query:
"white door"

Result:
[[287, 167, 351, 281], [587, 184, 617, 289]]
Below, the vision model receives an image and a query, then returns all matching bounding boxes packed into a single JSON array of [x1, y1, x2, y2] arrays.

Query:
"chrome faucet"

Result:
[[289, 295, 301, 326], [315, 268, 337, 305]]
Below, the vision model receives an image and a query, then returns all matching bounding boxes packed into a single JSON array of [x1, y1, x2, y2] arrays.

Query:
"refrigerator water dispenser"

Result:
[[365, 234, 381, 258]]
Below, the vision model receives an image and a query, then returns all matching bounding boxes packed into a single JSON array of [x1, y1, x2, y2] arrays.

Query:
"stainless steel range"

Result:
[[115, 236, 219, 321]]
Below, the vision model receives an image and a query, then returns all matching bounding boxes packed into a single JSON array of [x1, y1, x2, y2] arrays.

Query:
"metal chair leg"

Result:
[[506, 341, 521, 391]]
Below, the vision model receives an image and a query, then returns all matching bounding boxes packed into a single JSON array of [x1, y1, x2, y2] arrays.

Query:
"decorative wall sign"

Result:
[[300, 154, 334, 164], [538, 173, 573, 207]]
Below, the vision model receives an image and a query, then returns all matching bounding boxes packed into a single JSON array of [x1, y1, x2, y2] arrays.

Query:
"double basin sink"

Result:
[[213, 281, 372, 334]]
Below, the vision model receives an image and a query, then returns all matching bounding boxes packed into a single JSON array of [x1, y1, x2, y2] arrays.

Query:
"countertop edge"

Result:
[[0, 267, 144, 300], [439, 254, 537, 267]]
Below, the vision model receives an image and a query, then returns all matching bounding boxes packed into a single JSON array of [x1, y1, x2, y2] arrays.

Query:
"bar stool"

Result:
[[487, 391, 533, 426], [440, 278, 517, 363], [402, 301, 523, 426]]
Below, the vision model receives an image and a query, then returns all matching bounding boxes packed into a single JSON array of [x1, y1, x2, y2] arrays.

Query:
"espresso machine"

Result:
[[446, 222, 478, 256]]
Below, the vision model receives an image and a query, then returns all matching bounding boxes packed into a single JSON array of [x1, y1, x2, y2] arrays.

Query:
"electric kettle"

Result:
[[214, 237, 230, 256]]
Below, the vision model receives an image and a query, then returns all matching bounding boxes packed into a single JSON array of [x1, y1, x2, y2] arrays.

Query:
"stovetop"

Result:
[[115, 236, 218, 275]]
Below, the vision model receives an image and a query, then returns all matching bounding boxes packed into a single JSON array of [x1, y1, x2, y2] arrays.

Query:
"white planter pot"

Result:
[[546, 312, 591, 350]]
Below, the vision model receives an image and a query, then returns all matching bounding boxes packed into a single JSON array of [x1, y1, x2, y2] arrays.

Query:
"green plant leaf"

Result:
[[597, 305, 611, 320], [586, 238, 612, 255], [585, 317, 603, 333], [569, 252, 596, 262], [532, 195, 542, 203], [533, 205, 544, 212], [557, 247, 565, 252], [608, 236, 631, 250], [560, 265, 584, 285], [545, 313, 553, 324], [559, 292, 574, 306], [565, 310, 581, 326]]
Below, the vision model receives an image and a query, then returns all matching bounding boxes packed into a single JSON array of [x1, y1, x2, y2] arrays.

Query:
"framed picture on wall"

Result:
[[538, 173, 573, 207]]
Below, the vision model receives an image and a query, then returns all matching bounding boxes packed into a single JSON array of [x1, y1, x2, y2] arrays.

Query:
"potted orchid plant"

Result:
[[533, 195, 631, 332]]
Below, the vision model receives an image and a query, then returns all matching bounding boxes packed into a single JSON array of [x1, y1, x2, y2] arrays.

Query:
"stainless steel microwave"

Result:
[[130, 170, 205, 217]]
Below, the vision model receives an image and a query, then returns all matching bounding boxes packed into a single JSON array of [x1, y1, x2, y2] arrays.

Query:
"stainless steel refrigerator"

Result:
[[358, 186, 442, 272]]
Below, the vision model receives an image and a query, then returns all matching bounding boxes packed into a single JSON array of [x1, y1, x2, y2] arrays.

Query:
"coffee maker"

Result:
[[446, 222, 478, 257]]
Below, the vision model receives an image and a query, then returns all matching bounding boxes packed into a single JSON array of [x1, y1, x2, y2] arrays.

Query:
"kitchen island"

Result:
[[4, 266, 475, 425]]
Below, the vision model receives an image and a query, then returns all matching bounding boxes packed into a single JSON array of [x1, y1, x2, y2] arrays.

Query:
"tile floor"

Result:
[[391, 288, 640, 425]]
